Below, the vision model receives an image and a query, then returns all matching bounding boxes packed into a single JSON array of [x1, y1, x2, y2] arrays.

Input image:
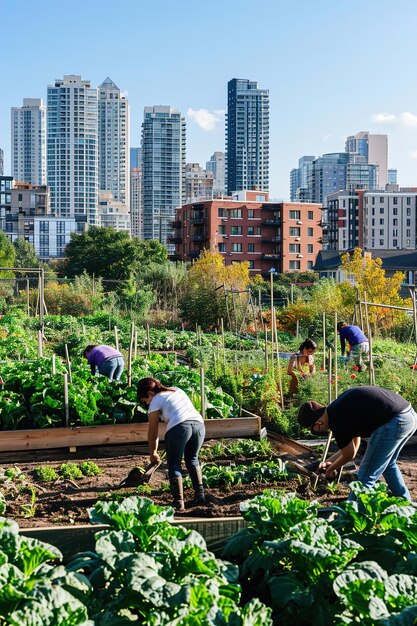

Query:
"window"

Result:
[[307, 261, 313, 270], [307, 244, 313, 253], [380, 229, 384, 235], [393, 197, 398, 205], [230, 208, 242, 218], [231, 243, 242, 252], [407, 208, 411, 216], [380, 240, 384, 246], [308, 211, 314, 220], [218, 225, 226, 235], [393, 239, 398, 247], [247, 209, 255, 218], [307, 228, 313, 236], [380, 207, 384, 214], [248, 260, 255, 269], [380, 218, 384, 225], [39, 221, 49, 233], [289, 243, 300, 253], [393, 219, 398, 226], [248, 243, 255, 252], [407, 197, 411, 205], [407, 239, 411, 246], [256, 194, 266, 202], [230, 226, 242, 235], [407, 219, 411, 227], [218, 243, 226, 252], [289, 210, 301, 220], [289, 227, 300, 236], [380, 197, 384, 203], [407, 229, 411, 237], [289, 260, 300, 270], [218, 208, 227, 217], [393, 207, 398, 215], [247, 226, 254, 235]]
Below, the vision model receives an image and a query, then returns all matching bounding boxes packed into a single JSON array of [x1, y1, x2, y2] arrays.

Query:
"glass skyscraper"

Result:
[[47, 75, 98, 223], [226, 78, 269, 195], [11, 98, 46, 185], [141, 106, 186, 246]]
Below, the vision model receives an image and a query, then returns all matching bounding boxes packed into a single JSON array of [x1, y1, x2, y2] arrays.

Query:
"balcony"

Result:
[[167, 236, 182, 244], [192, 234, 206, 242], [171, 220, 181, 229], [262, 253, 281, 260], [188, 249, 201, 259], [262, 236, 281, 243], [262, 219, 281, 226], [191, 216, 204, 224]]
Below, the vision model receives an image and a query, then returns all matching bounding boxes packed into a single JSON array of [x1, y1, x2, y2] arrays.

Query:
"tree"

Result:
[[13, 238, 39, 270], [341, 248, 409, 331], [180, 250, 250, 329], [61, 227, 168, 284]]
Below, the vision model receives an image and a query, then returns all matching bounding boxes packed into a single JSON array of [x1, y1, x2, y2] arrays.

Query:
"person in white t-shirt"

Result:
[[137, 377, 206, 511]]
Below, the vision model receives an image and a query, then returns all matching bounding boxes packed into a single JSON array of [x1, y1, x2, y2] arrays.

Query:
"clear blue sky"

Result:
[[2, 0, 417, 199]]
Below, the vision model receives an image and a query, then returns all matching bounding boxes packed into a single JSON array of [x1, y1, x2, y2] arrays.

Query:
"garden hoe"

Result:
[[116, 452, 166, 489]]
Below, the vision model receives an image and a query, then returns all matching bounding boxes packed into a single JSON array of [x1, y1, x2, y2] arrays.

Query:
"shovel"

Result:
[[116, 459, 162, 489]]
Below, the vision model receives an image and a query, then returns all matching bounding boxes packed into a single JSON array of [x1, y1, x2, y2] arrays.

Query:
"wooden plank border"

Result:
[[0, 416, 261, 452], [21, 517, 247, 560]]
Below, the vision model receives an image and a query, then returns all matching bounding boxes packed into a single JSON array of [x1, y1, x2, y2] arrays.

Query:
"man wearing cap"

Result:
[[337, 321, 369, 371], [298, 386, 417, 501]]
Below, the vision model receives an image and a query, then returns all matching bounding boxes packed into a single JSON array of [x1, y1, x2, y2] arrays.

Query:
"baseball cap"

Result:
[[297, 401, 326, 428]]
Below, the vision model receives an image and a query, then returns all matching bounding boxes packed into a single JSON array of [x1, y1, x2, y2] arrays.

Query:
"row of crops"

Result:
[[2, 485, 417, 625]]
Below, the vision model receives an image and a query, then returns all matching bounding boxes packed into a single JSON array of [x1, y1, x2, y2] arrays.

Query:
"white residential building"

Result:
[[98, 77, 130, 209], [11, 98, 46, 185], [47, 75, 98, 224], [97, 191, 130, 231], [206, 151, 226, 197], [130, 166, 142, 237], [363, 188, 417, 250]]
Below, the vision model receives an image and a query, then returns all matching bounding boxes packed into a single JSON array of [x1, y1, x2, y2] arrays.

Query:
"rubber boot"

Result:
[[169, 476, 185, 512], [188, 465, 206, 505]]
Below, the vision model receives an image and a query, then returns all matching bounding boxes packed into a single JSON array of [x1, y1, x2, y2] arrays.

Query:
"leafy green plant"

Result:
[[60, 463, 83, 480], [198, 459, 288, 488], [20, 485, 37, 518], [35, 466, 59, 482], [79, 461, 102, 477]]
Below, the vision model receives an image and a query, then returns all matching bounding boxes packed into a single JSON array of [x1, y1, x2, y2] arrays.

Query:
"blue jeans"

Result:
[[164, 420, 206, 479], [99, 357, 124, 381], [354, 407, 417, 500]]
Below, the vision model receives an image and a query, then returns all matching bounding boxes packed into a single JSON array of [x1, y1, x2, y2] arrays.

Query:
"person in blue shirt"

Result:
[[337, 322, 369, 371]]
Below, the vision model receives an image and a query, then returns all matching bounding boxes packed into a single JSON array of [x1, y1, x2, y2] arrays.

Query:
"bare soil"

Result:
[[2, 441, 417, 528]]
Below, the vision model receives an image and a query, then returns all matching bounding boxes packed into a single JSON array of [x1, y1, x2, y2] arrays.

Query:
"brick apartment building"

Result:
[[170, 190, 322, 275]]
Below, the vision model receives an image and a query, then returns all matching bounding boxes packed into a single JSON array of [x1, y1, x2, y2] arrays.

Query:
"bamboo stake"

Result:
[[220, 318, 226, 368], [146, 323, 151, 356], [64, 344, 72, 383], [313, 348, 333, 490], [200, 367, 206, 419], [127, 321, 135, 387], [37, 330, 43, 358], [334, 312, 338, 398], [363, 292, 375, 385], [51, 354, 56, 375], [134, 331, 138, 360], [274, 307, 284, 410], [322, 311, 326, 372], [63, 373, 69, 428], [26, 279, 30, 317], [264, 326, 269, 372], [114, 326, 119, 351]]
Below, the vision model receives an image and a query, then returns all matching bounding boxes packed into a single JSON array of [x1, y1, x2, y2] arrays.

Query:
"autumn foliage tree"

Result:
[[340, 248, 410, 332], [180, 250, 250, 329]]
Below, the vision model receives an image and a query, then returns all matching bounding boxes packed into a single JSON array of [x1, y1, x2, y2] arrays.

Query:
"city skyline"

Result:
[[2, 0, 417, 199]]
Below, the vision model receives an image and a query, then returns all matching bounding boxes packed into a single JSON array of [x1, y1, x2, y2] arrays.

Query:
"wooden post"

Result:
[[26, 279, 30, 317], [274, 308, 284, 410], [146, 323, 151, 356], [334, 312, 338, 398], [63, 373, 69, 428], [51, 354, 56, 375], [134, 331, 138, 360], [322, 311, 326, 372], [220, 318, 226, 368], [363, 292, 375, 385], [295, 319, 299, 339], [127, 321, 134, 387], [200, 367, 206, 419], [37, 330, 43, 358], [64, 344, 72, 384], [264, 326, 269, 372], [114, 326, 119, 351]]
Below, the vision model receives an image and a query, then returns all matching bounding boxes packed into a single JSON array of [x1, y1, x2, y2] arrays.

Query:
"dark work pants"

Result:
[[164, 420, 205, 479]]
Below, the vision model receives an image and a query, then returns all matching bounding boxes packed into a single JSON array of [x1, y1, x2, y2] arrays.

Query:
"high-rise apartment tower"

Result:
[[11, 98, 46, 185], [47, 75, 98, 223], [141, 106, 186, 246], [226, 78, 269, 195]]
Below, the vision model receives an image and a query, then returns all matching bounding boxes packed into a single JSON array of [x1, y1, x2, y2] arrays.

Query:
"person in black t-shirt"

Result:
[[297, 386, 417, 501]]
